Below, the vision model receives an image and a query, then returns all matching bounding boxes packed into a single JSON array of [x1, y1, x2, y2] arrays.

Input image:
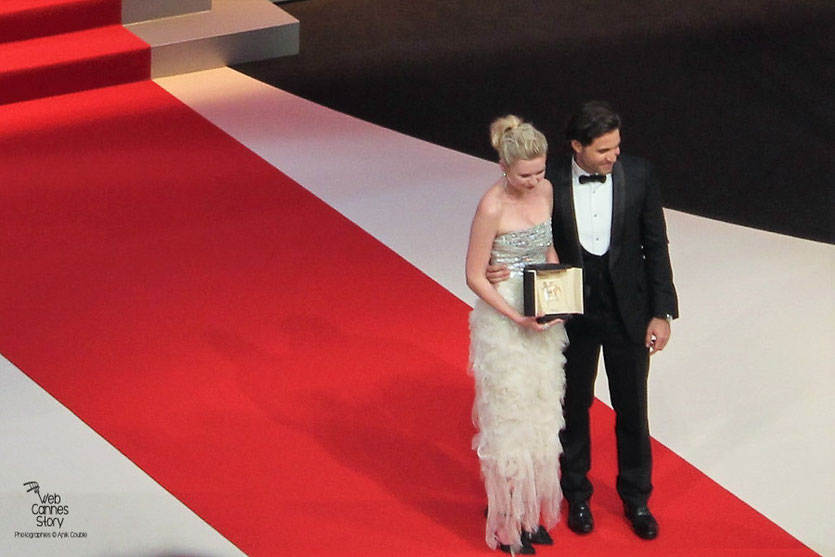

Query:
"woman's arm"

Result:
[[466, 195, 546, 331]]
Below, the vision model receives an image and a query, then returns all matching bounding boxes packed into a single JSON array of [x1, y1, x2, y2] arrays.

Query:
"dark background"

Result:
[[236, 1, 835, 243]]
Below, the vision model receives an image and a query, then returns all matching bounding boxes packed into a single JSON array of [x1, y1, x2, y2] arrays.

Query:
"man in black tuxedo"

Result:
[[487, 101, 678, 540]]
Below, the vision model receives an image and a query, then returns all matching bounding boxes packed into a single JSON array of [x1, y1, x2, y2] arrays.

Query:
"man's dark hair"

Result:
[[565, 101, 622, 146]]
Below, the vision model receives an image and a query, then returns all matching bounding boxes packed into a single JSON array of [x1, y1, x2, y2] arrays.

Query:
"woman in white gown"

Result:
[[466, 116, 568, 555]]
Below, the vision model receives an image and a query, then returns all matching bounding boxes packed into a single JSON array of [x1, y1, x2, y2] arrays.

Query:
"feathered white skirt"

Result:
[[469, 277, 568, 552]]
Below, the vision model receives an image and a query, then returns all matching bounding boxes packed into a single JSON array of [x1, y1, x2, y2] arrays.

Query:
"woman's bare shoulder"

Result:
[[475, 181, 505, 218]]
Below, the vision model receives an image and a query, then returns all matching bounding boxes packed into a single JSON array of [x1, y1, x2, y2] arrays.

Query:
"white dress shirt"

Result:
[[571, 158, 613, 256]]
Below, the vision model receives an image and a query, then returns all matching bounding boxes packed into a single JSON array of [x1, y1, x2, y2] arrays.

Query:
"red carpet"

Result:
[[0, 0, 148, 105], [0, 80, 815, 556], [0, 0, 120, 43]]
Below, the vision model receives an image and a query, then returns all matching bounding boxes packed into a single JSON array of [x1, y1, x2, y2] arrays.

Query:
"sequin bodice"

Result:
[[491, 219, 552, 277]]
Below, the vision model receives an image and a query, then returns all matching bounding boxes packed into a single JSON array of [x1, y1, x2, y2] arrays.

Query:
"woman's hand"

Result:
[[515, 315, 564, 332]]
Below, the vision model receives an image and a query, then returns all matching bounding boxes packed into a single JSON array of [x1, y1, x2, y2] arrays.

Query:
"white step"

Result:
[[123, 0, 212, 25], [126, 0, 299, 78]]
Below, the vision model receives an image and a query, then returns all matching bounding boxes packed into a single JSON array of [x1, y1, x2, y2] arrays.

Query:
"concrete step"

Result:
[[123, 0, 211, 25], [126, 0, 298, 78]]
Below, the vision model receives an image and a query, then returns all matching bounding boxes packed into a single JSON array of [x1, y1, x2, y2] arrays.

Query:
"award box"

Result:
[[523, 264, 584, 322]]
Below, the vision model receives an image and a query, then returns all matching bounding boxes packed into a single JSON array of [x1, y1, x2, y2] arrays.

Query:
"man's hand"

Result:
[[645, 317, 671, 355], [485, 263, 510, 284]]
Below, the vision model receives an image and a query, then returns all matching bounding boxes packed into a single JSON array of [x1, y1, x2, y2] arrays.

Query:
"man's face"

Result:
[[572, 128, 621, 175]]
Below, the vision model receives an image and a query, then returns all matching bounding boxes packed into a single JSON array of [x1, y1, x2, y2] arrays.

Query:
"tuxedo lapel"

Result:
[[609, 160, 626, 263], [557, 159, 575, 227], [552, 157, 582, 265]]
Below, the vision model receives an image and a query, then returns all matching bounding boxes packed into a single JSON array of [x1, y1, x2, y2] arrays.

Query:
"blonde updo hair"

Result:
[[489, 115, 548, 166]]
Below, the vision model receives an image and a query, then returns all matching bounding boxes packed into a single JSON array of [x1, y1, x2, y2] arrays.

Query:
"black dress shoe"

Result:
[[499, 536, 536, 554], [484, 506, 538, 554], [624, 504, 658, 540], [524, 525, 553, 545], [567, 500, 594, 534]]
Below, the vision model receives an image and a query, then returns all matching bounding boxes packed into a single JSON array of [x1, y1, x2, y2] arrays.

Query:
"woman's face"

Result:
[[504, 155, 547, 194]]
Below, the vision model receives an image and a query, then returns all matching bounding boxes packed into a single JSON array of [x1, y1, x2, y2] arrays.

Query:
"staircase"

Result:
[[0, 0, 148, 105], [126, 0, 299, 78], [0, 0, 298, 105]]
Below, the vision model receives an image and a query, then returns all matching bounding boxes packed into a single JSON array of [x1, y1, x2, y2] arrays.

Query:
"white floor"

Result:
[[1, 67, 832, 556], [0, 355, 246, 557]]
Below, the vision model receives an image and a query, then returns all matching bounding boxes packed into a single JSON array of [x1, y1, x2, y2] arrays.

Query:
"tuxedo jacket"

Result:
[[549, 154, 679, 344]]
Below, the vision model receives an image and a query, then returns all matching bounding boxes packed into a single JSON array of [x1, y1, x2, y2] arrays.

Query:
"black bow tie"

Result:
[[578, 174, 606, 184]]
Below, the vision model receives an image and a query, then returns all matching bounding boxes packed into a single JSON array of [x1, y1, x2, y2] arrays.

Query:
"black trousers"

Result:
[[560, 253, 652, 508]]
